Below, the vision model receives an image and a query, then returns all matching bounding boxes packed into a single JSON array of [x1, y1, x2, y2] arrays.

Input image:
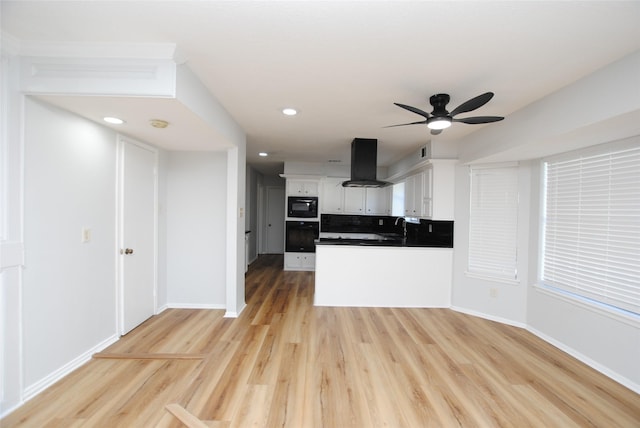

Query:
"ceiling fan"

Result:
[[388, 92, 504, 135]]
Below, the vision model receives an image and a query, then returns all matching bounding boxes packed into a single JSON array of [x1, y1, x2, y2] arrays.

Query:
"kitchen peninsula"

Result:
[[314, 215, 454, 307], [315, 243, 453, 307]]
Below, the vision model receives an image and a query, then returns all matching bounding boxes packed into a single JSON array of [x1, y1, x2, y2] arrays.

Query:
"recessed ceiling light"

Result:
[[259, 152, 268, 157], [103, 116, 124, 125], [282, 108, 297, 116]]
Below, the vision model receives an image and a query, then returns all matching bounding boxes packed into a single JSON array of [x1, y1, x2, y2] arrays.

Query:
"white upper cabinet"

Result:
[[343, 187, 366, 214], [321, 177, 390, 215], [404, 172, 425, 217], [365, 187, 391, 215], [321, 178, 345, 213], [403, 160, 455, 220], [287, 179, 319, 196], [430, 160, 455, 220]]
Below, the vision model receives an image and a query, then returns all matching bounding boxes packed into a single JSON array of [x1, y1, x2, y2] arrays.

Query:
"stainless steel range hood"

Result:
[[342, 138, 391, 188]]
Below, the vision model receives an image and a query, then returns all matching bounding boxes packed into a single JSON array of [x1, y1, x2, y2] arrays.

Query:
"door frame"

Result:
[[257, 181, 265, 254], [115, 135, 159, 335], [262, 185, 285, 254]]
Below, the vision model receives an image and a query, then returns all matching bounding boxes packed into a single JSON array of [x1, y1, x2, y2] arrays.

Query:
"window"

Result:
[[542, 141, 640, 315], [468, 164, 519, 281]]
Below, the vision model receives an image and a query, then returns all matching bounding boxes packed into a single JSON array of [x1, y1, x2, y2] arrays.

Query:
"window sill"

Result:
[[533, 284, 640, 328], [464, 271, 520, 286]]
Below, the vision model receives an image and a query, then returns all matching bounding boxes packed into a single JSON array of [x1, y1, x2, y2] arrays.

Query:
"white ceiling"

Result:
[[3, 1, 640, 176]]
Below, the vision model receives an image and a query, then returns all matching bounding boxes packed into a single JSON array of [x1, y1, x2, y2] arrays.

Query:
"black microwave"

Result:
[[288, 196, 318, 218]]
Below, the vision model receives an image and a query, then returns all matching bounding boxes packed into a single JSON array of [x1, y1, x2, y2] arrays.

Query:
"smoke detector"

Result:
[[149, 119, 169, 129]]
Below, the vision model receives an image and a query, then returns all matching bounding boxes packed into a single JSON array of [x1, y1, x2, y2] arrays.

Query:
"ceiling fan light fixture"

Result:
[[427, 117, 452, 130]]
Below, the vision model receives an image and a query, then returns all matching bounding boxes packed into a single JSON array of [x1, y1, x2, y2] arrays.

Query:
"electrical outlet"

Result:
[[81, 227, 92, 243], [490, 288, 498, 298], [379, 219, 383, 226]]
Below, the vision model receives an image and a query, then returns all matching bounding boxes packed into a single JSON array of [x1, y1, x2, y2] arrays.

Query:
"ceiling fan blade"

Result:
[[384, 120, 428, 128], [453, 116, 504, 124], [430, 129, 443, 135], [449, 92, 494, 117], [394, 103, 431, 119]]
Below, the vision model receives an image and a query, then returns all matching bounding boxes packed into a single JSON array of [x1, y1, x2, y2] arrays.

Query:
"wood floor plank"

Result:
[[197, 325, 270, 421], [92, 352, 207, 360], [173, 340, 240, 421], [165, 403, 209, 428], [264, 343, 307, 428], [3, 254, 639, 427], [228, 385, 272, 428]]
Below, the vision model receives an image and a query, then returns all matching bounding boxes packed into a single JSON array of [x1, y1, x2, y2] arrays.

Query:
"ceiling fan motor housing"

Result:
[[430, 94, 451, 116]]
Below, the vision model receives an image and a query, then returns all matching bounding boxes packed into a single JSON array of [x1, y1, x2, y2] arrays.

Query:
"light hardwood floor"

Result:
[[4, 254, 639, 427]]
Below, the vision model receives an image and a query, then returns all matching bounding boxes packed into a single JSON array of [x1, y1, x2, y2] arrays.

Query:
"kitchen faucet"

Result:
[[394, 216, 407, 238]]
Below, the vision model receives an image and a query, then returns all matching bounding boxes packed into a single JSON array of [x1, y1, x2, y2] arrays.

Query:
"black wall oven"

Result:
[[287, 196, 318, 218], [286, 221, 319, 252]]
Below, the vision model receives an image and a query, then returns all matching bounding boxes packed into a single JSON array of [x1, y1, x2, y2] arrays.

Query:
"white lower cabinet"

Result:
[[284, 252, 316, 271]]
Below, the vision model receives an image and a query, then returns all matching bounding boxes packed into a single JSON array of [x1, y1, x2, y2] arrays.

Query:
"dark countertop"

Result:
[[315, 238, 452, 248]]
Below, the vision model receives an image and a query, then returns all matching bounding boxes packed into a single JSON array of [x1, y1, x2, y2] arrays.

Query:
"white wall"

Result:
[[156, 150, 169, 308], [175, 64, 248, 317], [283, 161, 388, 180], [451, 161, 531, 326], [245, 166, 259, 265], [1, 37, 24, 413], [452, 51, 640, 392], [22, 98, 119, 392], [456, 50, 640, 165], [165, 152, 227, 307]]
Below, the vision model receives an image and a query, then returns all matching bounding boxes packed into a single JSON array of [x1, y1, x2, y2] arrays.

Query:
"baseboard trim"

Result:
[[224, 302, 247, 318], [450, 306, 527, 329], [22, 334, 119, 402], [165, 303, 226, 310], [527, 326, 640, 395]]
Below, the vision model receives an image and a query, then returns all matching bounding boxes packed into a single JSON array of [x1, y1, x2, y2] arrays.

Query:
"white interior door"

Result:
[[265, 186, 285, 254], [118, 138, 157, 335]]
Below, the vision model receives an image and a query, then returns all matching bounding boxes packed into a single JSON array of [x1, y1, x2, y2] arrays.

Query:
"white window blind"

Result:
[[542, 143, 640, 315], [468, 165, 519, 280]]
